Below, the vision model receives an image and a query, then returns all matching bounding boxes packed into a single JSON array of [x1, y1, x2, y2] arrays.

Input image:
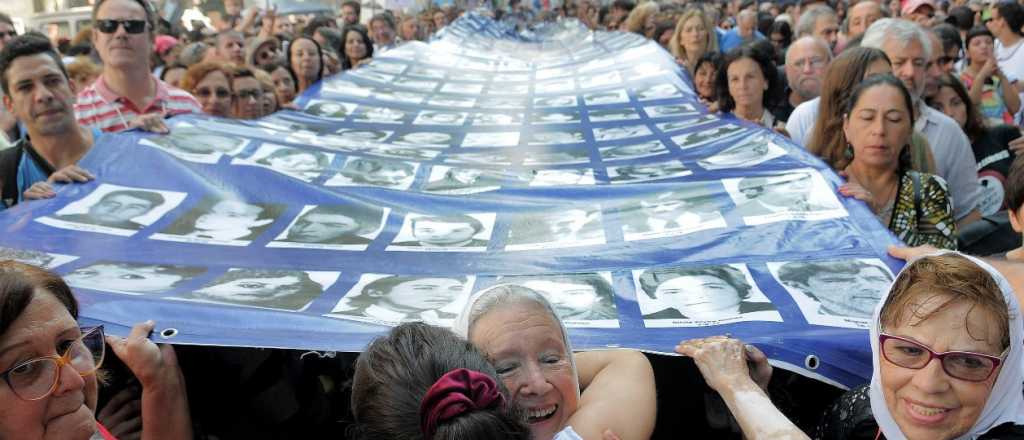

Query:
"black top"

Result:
[[814, 384, 1024, 440], [972, 125, 1021, 211]]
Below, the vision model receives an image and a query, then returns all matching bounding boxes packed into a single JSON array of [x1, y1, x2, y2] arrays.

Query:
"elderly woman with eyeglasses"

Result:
[[676, 251, 1024, 440], [0, 261, 191, 440]]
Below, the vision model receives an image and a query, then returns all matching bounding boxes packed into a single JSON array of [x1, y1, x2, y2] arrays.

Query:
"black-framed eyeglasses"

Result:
[[95, 19, 148, 34], [1, 326, 106, 401], [195, 87, 231, 99], [879, 333, 1005, 382]]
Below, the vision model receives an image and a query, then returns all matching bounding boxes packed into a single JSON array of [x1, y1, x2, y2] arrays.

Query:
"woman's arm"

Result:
[[569, 350, 657, 440], [998, 70, 1022, 116], [106, 321, 192, 440], [677, 337, 809, 440]]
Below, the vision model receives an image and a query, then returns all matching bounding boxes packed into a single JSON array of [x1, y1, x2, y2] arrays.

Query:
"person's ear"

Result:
[[2, 93, 12, 114], [1010, 208, 1023, 233]]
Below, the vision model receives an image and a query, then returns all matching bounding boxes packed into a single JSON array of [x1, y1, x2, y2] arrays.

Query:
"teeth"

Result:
[[527, 405, 557, 419], [909, 402, 948, 417]]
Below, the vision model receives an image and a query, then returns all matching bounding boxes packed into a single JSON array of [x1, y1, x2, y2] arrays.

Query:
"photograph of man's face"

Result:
[[281, 204, 384, 244], [85, 192, 162, 226], [657, 115, 718, 134], [65, 262, 203, 293], [412, 217, 480, 245], [355, 106, 408, 123], [500, 272, 619, 322], [701, 138, 774, 168], [443, 151, 514, 165], [305, 101, 358, 119], [523, 148, 589, 165], [645, 103, 698, 118], [532, 111, 580, 124], [471, 113, 523, 126], [190, 269, 330, 310], [534, 95, 578, 108], [429, 95, 477, 108], [370, 276, 466, 312], [195, 200, 268, 232], [393, 131, 453, 146], [143, 125, 248, 159], [593, 125, 652, 142], [672, 125, 746, 149], [636, 83, 682, 100], [529, 131, 585, 145], [330, 157, 418, 189], [599, 141, 668, 160], [584, 90, 629, 105], [414, 110, 468, 125], [739, 173, 813, 205], [773, 260, 893, 320], [608, 161, 691, 183], [588, 108, 641, 122], [507, 207, 604, 247], [337, 129, 392, 143]]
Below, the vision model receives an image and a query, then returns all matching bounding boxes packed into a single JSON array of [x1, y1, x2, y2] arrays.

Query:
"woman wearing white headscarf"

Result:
[[677, 251, 1024, 440], [454, 284, 657, 440]]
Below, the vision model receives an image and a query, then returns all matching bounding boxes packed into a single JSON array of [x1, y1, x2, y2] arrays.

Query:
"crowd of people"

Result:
[[1, 0, 1024, 438]]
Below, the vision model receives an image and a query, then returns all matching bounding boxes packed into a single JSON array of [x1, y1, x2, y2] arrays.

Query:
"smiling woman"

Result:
[[0, 261, 192, 440], [454, 284, 656, 440]]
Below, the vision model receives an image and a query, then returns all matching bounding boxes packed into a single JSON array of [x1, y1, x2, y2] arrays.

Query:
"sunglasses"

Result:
[[879, 333, 1005, 382], [95, 19, 147, 34], [195, 87, 231, 99]]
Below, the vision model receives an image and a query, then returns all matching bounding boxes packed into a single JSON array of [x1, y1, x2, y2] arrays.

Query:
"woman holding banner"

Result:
[[0, 261, 192, 440], [455, 284, 656, 440]]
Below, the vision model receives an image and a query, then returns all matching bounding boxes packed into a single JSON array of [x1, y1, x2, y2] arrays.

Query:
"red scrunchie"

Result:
[[419, 368, 506, 437]]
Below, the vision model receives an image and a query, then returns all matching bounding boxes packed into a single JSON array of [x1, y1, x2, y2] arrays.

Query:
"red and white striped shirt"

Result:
[[74, 75, 201, 133]]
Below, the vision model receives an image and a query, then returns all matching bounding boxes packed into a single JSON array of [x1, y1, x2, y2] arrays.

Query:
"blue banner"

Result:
[[0, 15, 902, 388]]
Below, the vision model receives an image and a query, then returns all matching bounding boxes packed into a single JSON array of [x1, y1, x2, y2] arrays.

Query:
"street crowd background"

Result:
[[1, 0, 1024, 438]]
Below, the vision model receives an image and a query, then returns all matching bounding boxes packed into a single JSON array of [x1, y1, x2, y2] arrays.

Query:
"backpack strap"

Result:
[[0, 143, 25, 208]]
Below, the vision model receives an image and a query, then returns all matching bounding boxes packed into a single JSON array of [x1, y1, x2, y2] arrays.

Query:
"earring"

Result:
[[844, 141, 854, 160]]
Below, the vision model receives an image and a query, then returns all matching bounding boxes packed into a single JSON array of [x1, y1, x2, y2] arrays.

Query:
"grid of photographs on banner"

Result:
[[327, 274, 475, 326], [495, 272, 620, 328]]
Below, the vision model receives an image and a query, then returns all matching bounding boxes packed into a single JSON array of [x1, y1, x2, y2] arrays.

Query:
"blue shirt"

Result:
[[2, 127, 102, 210], [719, 29, 765, 52]]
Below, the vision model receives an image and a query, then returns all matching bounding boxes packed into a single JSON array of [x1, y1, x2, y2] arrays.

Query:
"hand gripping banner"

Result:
[[0, 14, 903, 388]]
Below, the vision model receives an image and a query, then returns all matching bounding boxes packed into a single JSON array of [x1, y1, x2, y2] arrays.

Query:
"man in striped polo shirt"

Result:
[[75, 0, 201, 133]]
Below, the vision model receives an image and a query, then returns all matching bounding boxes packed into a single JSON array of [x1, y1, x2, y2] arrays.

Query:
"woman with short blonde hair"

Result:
[[670, 8, 719, 73]]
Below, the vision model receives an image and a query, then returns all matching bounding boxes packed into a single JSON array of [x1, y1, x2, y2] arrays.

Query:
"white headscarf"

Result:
[[452, 283, 582, 399], [868, 251, 1024, 439]]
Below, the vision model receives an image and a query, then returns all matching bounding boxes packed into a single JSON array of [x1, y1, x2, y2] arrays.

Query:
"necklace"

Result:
[[997, 38, 1024, 63]]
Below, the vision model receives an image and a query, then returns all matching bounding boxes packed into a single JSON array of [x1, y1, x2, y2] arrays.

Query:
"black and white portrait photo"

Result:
[[303, 100, 358, 119], [0, 247, 76, 269], [655, 115, 718, 134], [388, 213, 495, 251], [151, 197, 284, 245], [393, 78, 439, 93], [328, 274, 473, 326], [65, 261, 205, 294], [528, 130, 585, 145], [531, 111, 581, 125], [617, 185, 728, 240], [422, 166, 509, 194], [391, 131, 454, 147], [505, 207, 606, 250], [413, 110, 469, 126], [534, 95, 578, 108], [371, 89, 427, 105], [497, 272, 620, 326], [183, 269, 338, 311], [233, 144, 334, 182], [578, 72, 622, 90], [325, 157, 419, 190], [428, 95, 477, 108], [268, 204, 388, 250], [471, 112, 524, 126], [588, 108, 642, 123], [599, 141, 669, 160], [644, 103, 699, 118], [583, 89, 629, 106], [321, 79, 371, 97], [535, 78, 575, 94], [635, 83, 683, 101], [461, 131, 521, 148], [139, 123, 249, 164], [607, 161, 692, 183], [670, 124, 748, 150], [406, 66, 447, 79], [723, 170, 847, 225], [528, 168, 596, 186], [593, 124, 653, 142], [440, 82, 485, 94], [476, 96, 527, 109], [768, 259, 894, 328], [365, 145, 442, 161], [697, 135, 787, 170], [522, 148, 590, 165], [353, 106, 408, 124], [442, 151, 516, 166], [633, 264, 782, 327], [37, 184, 187, 236], [484, 83, 529, 96], [336, 128, 393, 144]]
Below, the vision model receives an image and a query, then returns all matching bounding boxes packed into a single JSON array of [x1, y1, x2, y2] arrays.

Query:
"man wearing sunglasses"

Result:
[[75, 0, 200, 134]]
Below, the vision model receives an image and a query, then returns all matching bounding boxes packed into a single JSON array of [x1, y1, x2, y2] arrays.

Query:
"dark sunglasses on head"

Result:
[[95, 19, 147, 34], [0, 31, 16, 38]]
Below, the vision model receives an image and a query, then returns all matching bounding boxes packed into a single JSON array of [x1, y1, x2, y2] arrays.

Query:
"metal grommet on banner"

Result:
[[160, 328, 179, 339], [805, 354, 820, 370]]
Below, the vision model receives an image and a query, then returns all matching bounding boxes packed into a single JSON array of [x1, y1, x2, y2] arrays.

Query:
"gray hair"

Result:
[[463, 284, 559, 340], [796, 5, 837, 37], [861, 18, 932, 60], [737, 9, 757, 24], [785, 35, 833, 65]]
